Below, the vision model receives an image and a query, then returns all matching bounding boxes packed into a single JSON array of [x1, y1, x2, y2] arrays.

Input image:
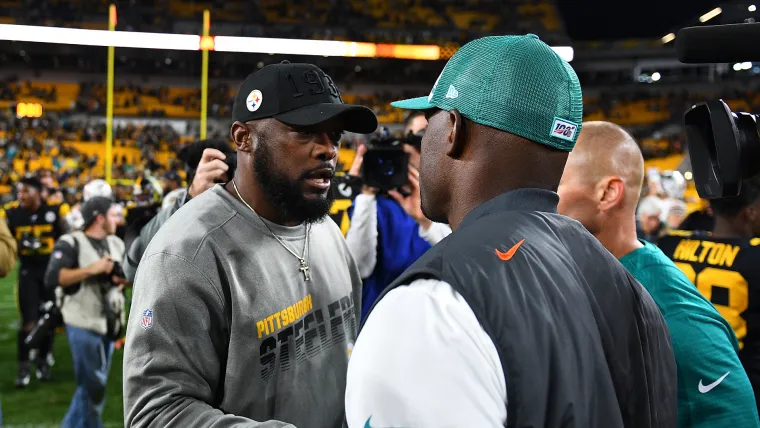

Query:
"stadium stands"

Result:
[[0, 0, 569, 45]]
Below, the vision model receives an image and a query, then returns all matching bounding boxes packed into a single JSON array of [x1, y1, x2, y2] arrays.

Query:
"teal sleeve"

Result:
[[667, 310, 759, 428], [636, 264, 759, 427]]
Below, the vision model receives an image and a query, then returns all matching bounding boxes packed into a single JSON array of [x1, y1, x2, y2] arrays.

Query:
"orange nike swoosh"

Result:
[[495, 238, 525, 261]]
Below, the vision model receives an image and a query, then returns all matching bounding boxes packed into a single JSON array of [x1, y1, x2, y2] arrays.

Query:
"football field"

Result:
[[0, 266, 125, 427]]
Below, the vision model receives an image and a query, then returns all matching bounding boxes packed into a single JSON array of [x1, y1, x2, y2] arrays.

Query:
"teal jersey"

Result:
[[620, 240, 759, 427]]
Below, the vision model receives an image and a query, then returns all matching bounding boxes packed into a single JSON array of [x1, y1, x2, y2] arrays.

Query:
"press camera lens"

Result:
[[684, 99, 760, 199], [376, 158, 395, 177]]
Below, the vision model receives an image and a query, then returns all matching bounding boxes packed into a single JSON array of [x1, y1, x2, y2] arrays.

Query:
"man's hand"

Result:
[[388, 165, 432, 231], [348, 144, 376, 196], [111, 275, 128, 291], [89, 257, 114, 276], [188, 148, 229, 198]]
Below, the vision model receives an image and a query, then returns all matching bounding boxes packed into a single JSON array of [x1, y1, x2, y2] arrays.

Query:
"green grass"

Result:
[[0, 266, 125, 426]]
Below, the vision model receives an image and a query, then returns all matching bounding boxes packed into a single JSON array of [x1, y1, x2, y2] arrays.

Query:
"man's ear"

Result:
[[230, 121, 252, 153], [446, 109, 466, 159], [598, 176, 626, 212]]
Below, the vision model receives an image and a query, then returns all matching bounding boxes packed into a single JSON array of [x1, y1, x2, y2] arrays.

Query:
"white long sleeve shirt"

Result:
[[344, 193, 452, 278], [345, 278, 507, 427]]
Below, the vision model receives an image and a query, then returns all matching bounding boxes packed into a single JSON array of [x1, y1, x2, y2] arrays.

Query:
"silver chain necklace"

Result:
[[232, 180, 311, 281]]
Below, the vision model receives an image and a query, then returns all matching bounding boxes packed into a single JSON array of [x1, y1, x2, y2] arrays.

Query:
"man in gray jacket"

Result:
[[123, 61, 377, 427]]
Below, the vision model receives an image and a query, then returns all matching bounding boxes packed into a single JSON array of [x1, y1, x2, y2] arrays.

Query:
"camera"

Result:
[[676, 23, 760, 199], [684, 100, 760, 199], [358, 127, 424, 193], [361, 128, 410, 192], [111, 261, 126, 283], [24, 300, 62, 349]]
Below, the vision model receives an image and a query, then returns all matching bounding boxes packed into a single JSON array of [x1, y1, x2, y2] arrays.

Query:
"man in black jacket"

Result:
[[346, 34, 677, 428]]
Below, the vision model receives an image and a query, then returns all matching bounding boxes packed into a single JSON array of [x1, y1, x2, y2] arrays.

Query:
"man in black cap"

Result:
[[0, 175, 69, 387], [124, 61, 377, 427], [44, 196, 127, 427]]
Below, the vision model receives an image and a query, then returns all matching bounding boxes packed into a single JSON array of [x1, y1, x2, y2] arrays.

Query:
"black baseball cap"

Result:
[[19, 175, 43, 191], [163, 170, 181, 183], [82, 196, 114, 229], [232, 61, 378, 134]]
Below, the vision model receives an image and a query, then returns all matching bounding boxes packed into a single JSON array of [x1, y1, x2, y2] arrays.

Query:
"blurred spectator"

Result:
[[0, 212, 17, 277], [0, 217, 15, 428], [637, 195, 664, 243]]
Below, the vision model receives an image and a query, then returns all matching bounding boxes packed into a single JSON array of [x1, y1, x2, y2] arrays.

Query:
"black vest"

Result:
[[364, 189, 677, 428]]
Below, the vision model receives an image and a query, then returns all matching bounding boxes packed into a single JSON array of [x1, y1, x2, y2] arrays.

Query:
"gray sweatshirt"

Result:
[[123, 185, 362, 428], [123, 188, 188, 283]]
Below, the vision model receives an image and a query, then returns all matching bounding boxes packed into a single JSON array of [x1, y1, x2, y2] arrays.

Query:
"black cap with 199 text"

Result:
[[232, 61, 378, 134]]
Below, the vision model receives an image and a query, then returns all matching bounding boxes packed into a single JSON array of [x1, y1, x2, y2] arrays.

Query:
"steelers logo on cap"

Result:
[[246, 89, 263, 112]]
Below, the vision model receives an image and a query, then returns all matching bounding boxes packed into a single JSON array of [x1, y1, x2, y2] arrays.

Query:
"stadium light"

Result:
[[661, 33, 676, 44], [0, 23, 574, 62], [699, 7, 722, 23], [0, 24, 201, 50], [552, 46, 574, 62]]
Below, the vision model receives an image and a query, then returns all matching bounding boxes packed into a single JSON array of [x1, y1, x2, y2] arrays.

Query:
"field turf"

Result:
[[0, 266, 125, 427]]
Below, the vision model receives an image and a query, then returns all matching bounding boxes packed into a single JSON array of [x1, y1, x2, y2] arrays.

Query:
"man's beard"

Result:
[[253, 143, 334, 224]]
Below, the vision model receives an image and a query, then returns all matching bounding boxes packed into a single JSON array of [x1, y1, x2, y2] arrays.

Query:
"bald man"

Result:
[[559, 121, 759, 428]]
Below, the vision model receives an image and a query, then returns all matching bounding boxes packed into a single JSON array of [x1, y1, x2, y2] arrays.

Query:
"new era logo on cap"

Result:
[[445, 85, 459, 99], [550, 117, 579, 142]]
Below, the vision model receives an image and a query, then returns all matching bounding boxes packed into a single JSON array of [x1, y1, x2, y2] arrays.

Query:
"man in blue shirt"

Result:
[[345, 112, 450, 319]]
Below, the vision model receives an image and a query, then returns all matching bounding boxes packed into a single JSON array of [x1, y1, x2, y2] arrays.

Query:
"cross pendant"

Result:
[[299, 259, 311, 281]]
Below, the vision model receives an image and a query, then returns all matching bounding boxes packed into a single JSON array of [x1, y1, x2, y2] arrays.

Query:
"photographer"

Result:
[[345, 112, 451, 320], [44, 196, 127, 428], [122, 139, 234, 283]]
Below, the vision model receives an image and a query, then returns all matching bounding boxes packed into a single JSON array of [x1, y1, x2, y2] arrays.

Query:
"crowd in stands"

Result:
[[0, 108, 188, 206], [6, 77, 759, 159], [5, 74, 749, 216], [0, 0, 568, 46]]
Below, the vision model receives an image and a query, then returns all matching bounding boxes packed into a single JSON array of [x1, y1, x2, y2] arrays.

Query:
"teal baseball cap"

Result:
[[391, 34, 583, 151]]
